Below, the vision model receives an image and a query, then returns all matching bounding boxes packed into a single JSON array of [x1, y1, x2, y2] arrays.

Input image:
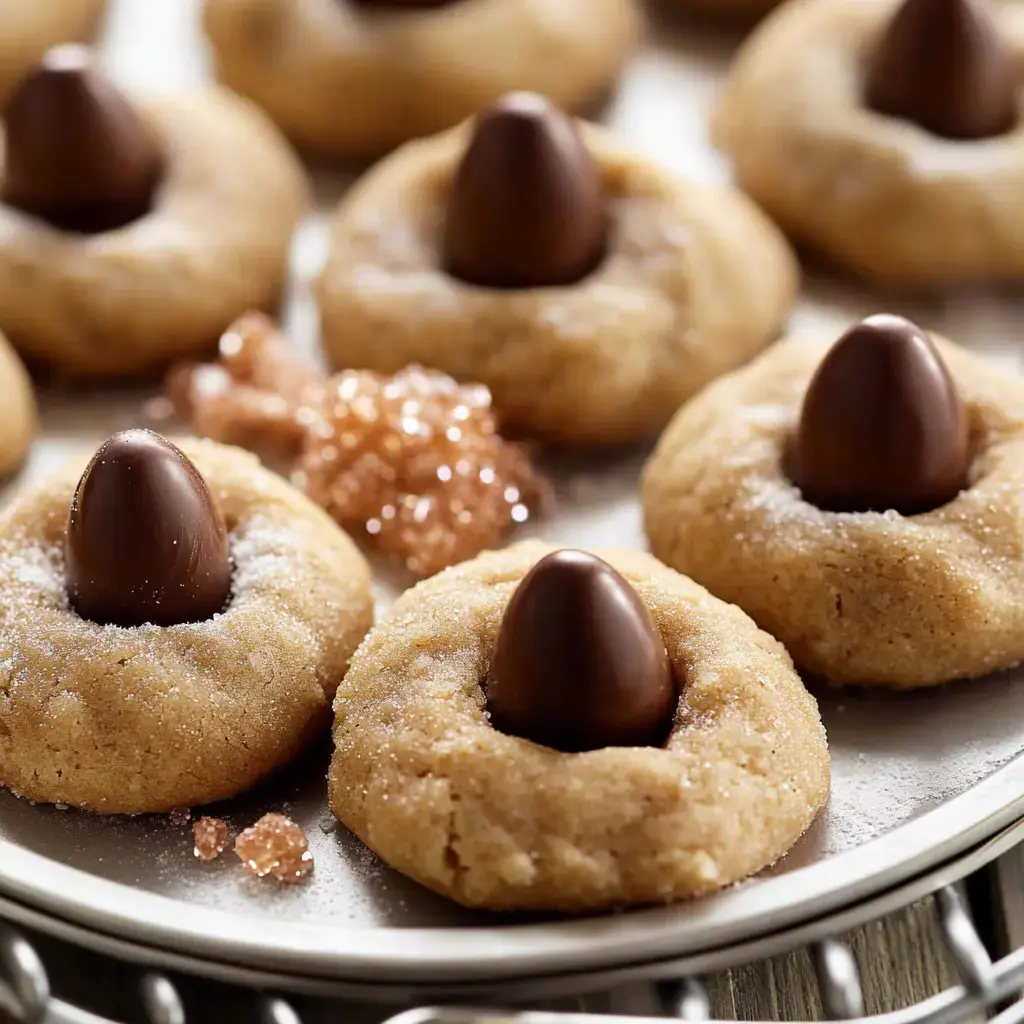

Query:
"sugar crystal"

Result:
[[234, 813, 313, 883], [166, 313, 548, 577], [193, 816, 229, 862]]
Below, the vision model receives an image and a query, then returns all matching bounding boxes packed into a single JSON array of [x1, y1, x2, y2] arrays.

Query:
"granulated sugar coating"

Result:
[[643, 335, 1024, 688], [169, 313, 547, 577], [193, 817, 229, 862], [235, 813, 313, 883], [329, 542, 829, 912], [0, 438, 373, 813]]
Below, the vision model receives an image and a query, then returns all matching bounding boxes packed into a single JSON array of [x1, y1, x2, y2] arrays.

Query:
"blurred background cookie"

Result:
[[0, 0, 107, 106], [203, 0, 641, 160]]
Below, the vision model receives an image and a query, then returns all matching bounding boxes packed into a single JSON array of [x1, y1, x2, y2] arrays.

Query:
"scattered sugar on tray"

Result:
[[235, 812, 313, 883], [193, 816, 229, 861]]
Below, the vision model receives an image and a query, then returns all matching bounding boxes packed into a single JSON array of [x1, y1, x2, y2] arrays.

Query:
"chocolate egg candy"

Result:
[[66, 431, 232, 627], [444, 92, 607, 289], [486, 550, 676, 753], [790, 315, 970, 516], [2, 45, 163, 234], [864, 0, 1017, 140]]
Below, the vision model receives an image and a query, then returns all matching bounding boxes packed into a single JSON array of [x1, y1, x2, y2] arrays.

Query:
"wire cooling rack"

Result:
[[1, 884, 1022, 1024]]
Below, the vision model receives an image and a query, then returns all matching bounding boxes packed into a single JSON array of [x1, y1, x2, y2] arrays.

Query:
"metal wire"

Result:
[[139, 974, 186, 1024], [813, 940, 864, 1020], [0, 882, 1021, 1024]]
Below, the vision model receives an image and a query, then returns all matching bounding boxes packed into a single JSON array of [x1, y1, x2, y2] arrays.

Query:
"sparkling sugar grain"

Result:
[[297, 365, 546, 576], [168, 313, 547, 577], [193, 816, 229, 861], [234, 813, 313, 883]]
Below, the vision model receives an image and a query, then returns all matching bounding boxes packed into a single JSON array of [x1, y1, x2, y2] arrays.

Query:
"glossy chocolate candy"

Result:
[[66, 431, 232, 627], [486, 549, 676, 752], [444, 92, 607, 289], [790, 315, 970, 516], [2, 45, 163, 233], [865, 0, 1017, 140]]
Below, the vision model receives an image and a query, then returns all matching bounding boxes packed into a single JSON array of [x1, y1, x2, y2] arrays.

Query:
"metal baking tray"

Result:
[[2, 0, 1024, 994]]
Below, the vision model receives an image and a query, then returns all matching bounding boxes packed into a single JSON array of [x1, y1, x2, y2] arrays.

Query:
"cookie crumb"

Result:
[[193, 817, 229, 862], [169, 806, 191, 826], [234, 812, 313, 883]]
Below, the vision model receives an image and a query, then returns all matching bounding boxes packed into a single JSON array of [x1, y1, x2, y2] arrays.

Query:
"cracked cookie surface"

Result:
[[328, 541, 828, 912], [643, 335, 1024, 688], [0, 438, 373, 813]]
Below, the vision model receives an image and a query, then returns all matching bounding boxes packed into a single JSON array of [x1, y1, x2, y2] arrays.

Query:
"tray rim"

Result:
[[1, 749, 1022, 984], [1, 813, 1022, 1003]]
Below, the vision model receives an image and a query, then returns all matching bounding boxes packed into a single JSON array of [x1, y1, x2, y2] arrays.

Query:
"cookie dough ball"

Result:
[[0, 0, 106, 106], [0, 432, 373, 813], [0, 330, 35, 476], [203, 0, 640, 161], [0, 48, 308, 376], [316, 93, 798, 445], [330, 542, 829, 911], [643, 314, 1024, 689], [712, 0, 1024, 288]]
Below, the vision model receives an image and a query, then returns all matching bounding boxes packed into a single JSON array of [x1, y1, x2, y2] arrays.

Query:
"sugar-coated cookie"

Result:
[[316, 93, 798, 445], [0, 48, 307, 376], [330, 542, 829, 911], [643, 314, 1024, 689], [203, 0, 640, 160], [713, 0, 1024, 288], [0, 432, 372, 813]]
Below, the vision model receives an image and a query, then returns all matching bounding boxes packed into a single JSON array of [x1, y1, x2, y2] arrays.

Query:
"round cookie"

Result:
[[0, 330, 35, 476], [0, 437, 373, 813], [329, 541, 829, 912], [711, 0, 1024, 288], [642, 329, 1024, 690], [0, 0, 106, 106], [315, 112, 798, 445], [202, 0, 640, 161], [0, 84, 308, 376]]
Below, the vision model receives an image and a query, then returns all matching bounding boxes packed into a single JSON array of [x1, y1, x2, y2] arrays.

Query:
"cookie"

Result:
[[712, 0, 1024, 288], [203, 0, 640, 161], [643, 314, 1024, 689], [315, 93, 798, 445], [0, 432, 373, 813], [0, 48, 308, 376], [0, 0, 105, 106], [329, 542, 829, 912], [0, 330, 36, 477]]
